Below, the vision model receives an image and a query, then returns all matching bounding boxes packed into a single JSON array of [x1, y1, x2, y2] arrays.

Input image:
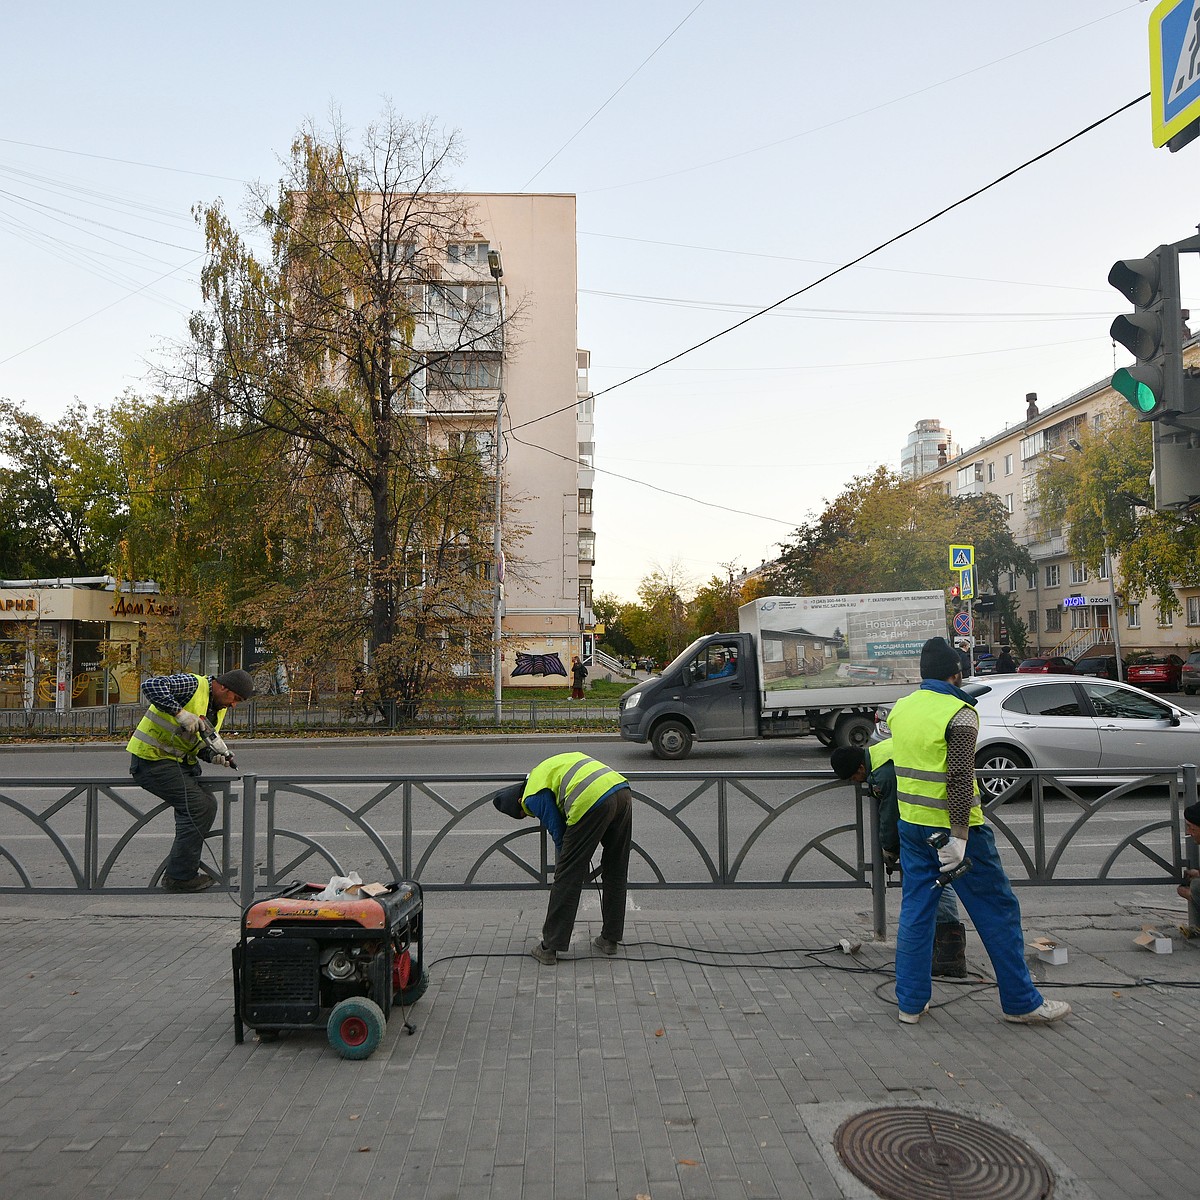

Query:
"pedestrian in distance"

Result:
[[127, 668, 255, 892], [886, 636, 1071, 1026], [1176, 801, 1200, 936], [491, 752, 633, 964], [830, 741, 967, 977], [570, 654, 588, 699]]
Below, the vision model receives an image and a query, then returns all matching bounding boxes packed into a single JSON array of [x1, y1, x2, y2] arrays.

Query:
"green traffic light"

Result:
[[1111, 367, 1158, 414]]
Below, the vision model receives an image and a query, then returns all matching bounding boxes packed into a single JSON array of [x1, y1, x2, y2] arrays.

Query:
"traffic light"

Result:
[[949, 584, 961, 612], [1107, 245, 1183, 421]]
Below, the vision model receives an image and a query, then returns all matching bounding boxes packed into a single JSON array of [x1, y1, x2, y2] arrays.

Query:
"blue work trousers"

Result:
[[896, 819, 1042, 1018]]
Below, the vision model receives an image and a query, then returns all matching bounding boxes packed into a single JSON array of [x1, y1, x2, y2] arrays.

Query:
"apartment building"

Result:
[[430, 193, 591, 687], [916, 367, 1200, 662]]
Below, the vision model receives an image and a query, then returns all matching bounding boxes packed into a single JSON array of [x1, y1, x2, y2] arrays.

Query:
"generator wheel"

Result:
[[397, 967, 430, 1006], [328, 997, 386, 1060]]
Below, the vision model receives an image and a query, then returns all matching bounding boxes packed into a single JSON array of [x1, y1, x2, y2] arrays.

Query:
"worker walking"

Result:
[[127, 668, 255, 892], [491, 752, 633, 964], [887, 637, 1070, 1026]]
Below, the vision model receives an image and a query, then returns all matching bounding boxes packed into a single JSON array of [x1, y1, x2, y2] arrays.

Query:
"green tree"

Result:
[[593, 591, 637, 661], [1037, 415, 1200, 615], [170, 108, 520, 716], [688, 562, 747, 637], [622, 563, 693, 666], [0, 398, 126, 578]]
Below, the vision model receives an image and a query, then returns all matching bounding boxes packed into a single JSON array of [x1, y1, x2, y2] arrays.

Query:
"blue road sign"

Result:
[[1152, 0, 1200, 147], [959, 567, 974, 599], [949, 544, 974, 570]]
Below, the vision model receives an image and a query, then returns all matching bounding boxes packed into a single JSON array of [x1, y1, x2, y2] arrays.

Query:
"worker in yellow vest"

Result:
[[887, 637, 1070, 1026], [127, 668, 255, 892], [492, 752, 633, 964]]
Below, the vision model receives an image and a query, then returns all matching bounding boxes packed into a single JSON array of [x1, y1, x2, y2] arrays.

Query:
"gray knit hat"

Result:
[[214, 669, 256, 700], [919, 637, 962, 681]]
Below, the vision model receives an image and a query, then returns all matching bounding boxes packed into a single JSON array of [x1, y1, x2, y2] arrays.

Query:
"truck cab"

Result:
[[618, 633, 757, 759]]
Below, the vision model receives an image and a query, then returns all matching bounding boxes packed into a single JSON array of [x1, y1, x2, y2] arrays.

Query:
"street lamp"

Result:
[[487, 249, 505, 725]]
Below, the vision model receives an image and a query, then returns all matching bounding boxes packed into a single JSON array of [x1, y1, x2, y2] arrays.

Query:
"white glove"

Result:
[[214, 754, 237, 770], [936, 836, 968, 871], [176, 710, 202, 734]]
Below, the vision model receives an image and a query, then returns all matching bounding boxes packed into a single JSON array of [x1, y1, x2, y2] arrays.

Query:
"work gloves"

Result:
[[176, 710, 202, 734], [935, 836, 968, 873]]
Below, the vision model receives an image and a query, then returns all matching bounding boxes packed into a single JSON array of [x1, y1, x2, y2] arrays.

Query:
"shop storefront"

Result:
[[0, 578, 181, 712]]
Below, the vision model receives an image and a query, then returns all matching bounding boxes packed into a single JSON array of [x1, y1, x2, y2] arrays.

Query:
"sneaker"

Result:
[[592, 935, 619, 956], [162, 872, 215, 893], [530, 941, 557, 965], [1003, 999, 1072, 1025], [898, 1004, 929, 1025]]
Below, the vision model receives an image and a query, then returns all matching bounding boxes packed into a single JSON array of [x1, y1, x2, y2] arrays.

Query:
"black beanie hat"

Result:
[[214, 668, 256, 699], [830, 746, 868, 779], [1184, 801, 1200, 825], [920, 636, 962, 681], [491, 781, 527, 819]]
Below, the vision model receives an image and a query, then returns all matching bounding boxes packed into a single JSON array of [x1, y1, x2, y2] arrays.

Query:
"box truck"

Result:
[[617, 590, 948, 759]]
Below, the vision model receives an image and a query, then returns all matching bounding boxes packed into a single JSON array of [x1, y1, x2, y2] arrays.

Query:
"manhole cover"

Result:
[[834, 1106, 1054, 1200]]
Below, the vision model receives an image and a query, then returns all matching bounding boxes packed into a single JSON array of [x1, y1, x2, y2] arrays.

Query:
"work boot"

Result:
[[162, 872, 215, 893], [592, 935, 619, 956], [931, 920, 967, 978], [530, 941, 557, 965]]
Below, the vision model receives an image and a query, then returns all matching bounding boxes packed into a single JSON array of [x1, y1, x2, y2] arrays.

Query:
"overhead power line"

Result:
[[510, 91, 1150, 435]]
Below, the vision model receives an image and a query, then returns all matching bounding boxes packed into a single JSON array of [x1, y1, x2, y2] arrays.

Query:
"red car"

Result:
[[1125, 653, 1184, 691], [1015, 656, 1076, 674]]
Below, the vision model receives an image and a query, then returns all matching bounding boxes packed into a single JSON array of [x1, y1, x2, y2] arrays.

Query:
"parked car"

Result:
[[972, 652, 997, 676], [876, 674, 1200, 800], [1016, 656, 1076, 674], [1125, 653, 1184, 692], [1074, 655, 1122, 680], [1182, 650, 1200, 696]]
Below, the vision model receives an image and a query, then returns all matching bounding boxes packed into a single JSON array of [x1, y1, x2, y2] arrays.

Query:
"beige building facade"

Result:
[[419, 193, 592, 688], [917, 365, 1200, 663]]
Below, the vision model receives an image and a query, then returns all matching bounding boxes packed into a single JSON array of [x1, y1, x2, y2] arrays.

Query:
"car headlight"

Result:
[[623, 692, 642, 711]]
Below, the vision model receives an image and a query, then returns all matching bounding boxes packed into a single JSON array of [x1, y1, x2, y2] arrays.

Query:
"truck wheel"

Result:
[[651, 720, 693, 760], [834, 713, 874, 749], [328, 997, 386, 1060], [814, 729, 834, 747]]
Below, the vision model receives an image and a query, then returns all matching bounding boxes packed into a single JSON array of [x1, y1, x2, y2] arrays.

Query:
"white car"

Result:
[[875, 674, 1200, 799]]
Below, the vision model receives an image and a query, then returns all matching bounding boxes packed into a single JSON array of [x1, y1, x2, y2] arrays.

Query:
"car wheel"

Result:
[[651, 719, 693, 760], [1186, 686, 1197, 696], [974, 746, 1030, 802]]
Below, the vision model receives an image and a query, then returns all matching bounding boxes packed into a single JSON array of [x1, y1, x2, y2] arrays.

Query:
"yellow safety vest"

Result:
[[888, 689, 982, 828], [522, 752, 628, 826], [127, 675, 226, 764]]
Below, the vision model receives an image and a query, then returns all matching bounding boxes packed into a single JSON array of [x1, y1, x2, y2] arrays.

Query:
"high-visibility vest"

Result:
[[523, 752, 628, 826], [888, 689, 982, 828], [127, 675, 225, 764]]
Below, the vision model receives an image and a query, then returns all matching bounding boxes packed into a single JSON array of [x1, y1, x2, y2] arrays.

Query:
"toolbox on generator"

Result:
[[232, 879, 427, 1059]]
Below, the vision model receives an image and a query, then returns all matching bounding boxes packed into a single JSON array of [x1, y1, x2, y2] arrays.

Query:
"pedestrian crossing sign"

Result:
[[949, 544, 974, 571]]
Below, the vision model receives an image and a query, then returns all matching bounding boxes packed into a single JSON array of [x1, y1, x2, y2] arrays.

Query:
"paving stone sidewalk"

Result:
[[0, 890, 1196, 1200]]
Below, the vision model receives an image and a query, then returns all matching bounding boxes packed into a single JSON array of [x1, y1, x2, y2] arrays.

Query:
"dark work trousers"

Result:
[[130, 757, 218, 882], [542, 787, 633, 951]]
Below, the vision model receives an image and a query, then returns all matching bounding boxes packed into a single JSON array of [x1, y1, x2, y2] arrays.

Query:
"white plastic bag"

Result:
[[314, 871, 362, 900]]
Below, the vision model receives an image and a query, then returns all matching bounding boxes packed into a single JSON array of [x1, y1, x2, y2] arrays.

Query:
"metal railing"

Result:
[[0, 766, 1195, 937]]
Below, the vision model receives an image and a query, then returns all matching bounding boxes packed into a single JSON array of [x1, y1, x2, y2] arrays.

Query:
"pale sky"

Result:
[[2, 2, 1196, 601]]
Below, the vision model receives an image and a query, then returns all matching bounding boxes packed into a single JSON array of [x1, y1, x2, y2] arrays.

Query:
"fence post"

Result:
[[1184, 764, 1198, 871], [239, 773, 258, 907], [717, 778, 729, 884]]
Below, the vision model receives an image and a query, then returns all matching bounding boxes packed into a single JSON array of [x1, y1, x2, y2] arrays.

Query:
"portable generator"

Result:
[[232, 879, 427, 1059]]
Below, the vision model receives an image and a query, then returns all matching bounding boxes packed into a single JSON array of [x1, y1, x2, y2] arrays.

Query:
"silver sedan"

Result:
[[878, 674, 1200, 799]]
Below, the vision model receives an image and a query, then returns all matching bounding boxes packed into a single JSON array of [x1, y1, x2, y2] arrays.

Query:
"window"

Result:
[[448, 429, 496, 460], [1006, 571, 1018, 593], [1069, 605, 1091, 630], [1004, 453, 1014, 475], [380, 238, 417, 264], [987, 462, 996, 482], [1187, 596, 1200, 626], [1005, 682, 1083, 718], [1027, 572, 1038, 590], [689, 641, 740, 682], [1044, 564, 1060, 588], [427, 352, 501, 391], [579, 581, 592, 610], [1098, 555, 1110, 581], [577, 442, 594, 469], [429, 282, 496, 319], [1127, 602, 1141, 629], [1157, 605, 1174, 628], [1020, 432, 1044, 461], [578, 489, 593, 515], [1045, 607, 1062, 632], [1004, 493, 1014, 513], [578, 531, 595, 562], [446, 241, 490, 265], [1021, 477, 1036, 503], [1070, 562, 1088, 585], [1027, 610, 1038, 634], [956, 462, 983, 489], [1082, 681, 1170, 721]]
